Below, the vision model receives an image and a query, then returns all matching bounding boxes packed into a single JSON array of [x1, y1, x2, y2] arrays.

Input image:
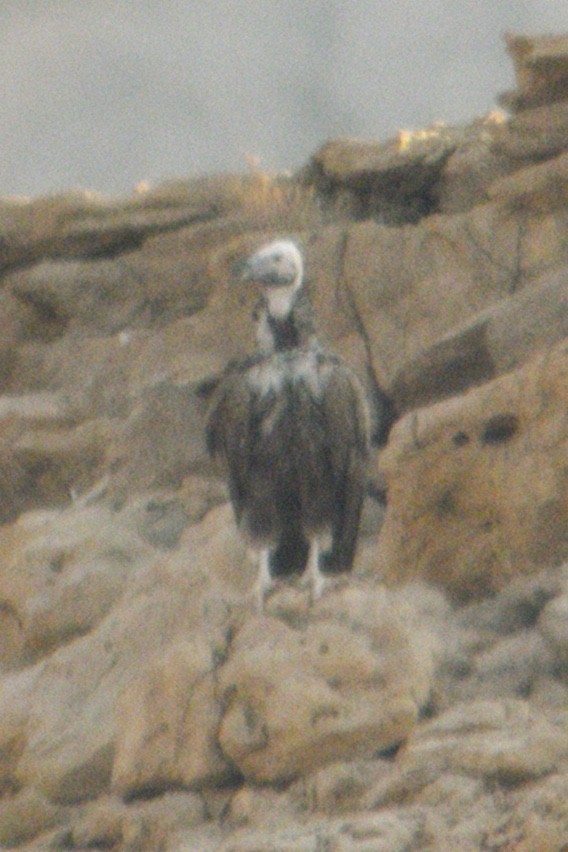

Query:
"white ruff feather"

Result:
[[248, 350, 330, 409], [248, 359, 284, 396], [290, 349, 331, 396]]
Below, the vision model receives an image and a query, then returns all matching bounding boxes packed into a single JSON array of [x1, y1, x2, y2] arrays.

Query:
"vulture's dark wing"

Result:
[[205, 360, 257, 523], [320, 361, 370, 572]]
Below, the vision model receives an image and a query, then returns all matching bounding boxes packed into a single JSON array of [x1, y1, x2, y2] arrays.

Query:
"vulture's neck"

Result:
[[256, 287, 317, 353]]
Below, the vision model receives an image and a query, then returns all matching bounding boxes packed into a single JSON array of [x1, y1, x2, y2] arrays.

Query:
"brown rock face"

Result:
[[500, 33, 568, 112], [378, 341, 568, 599], [2, 31, 568, 849]]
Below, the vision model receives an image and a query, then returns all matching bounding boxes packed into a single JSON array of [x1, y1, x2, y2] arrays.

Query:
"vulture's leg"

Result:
[[305, 537, 325, 603], [254, 548, 273, 613]]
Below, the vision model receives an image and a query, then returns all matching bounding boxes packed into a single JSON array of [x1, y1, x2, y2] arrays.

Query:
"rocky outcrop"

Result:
[[217, 586, 432, 785], [1, 31, 568, 850], [378, 340, 568, 599]]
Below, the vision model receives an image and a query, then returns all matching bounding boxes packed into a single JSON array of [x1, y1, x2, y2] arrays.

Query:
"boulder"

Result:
[[492, 101, 568, 161], [377, 340, 568, 599], [483, 773, 568, 852], [0, 502, 237, 805], [391, 263, 568, 412], [218, 584, 433, 783], [0, 788, 64, 848], [70, 791, 205, 851], [500, 33, 568, 112], [370, 698, 568, 807], [0, 503, 153, 667], [0, 178, 251, 273], [489, 151, 568, 213], [436, 112, 514, 213], [308, 126, 464, 222], [112, 639, 232, 799]]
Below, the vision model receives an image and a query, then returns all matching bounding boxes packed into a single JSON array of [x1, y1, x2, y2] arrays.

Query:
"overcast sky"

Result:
[[1, 1, 567, 197]]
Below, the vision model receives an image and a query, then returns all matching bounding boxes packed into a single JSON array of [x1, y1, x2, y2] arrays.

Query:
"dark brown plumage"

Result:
[[206, 240, 370, 609]]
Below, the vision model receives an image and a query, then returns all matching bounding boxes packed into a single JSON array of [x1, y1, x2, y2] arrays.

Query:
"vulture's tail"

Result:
[[270, 505, 310, 578]]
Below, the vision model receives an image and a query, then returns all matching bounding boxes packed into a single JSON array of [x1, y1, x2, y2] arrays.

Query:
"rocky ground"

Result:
[[1, 32, 568, 850]]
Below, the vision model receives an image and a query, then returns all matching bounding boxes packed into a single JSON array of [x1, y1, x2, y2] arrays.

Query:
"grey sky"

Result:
[[1, 1, 567, 196]]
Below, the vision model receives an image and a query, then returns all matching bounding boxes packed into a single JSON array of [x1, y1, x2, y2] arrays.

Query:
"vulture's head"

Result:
[[242, 240, 303, 319]]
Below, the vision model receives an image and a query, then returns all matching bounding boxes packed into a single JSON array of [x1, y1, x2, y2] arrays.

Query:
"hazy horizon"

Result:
[[1, 1, 567, 197]]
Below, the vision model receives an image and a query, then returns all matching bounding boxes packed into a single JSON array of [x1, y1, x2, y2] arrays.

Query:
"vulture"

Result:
[[206, 239, 370, 610]]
